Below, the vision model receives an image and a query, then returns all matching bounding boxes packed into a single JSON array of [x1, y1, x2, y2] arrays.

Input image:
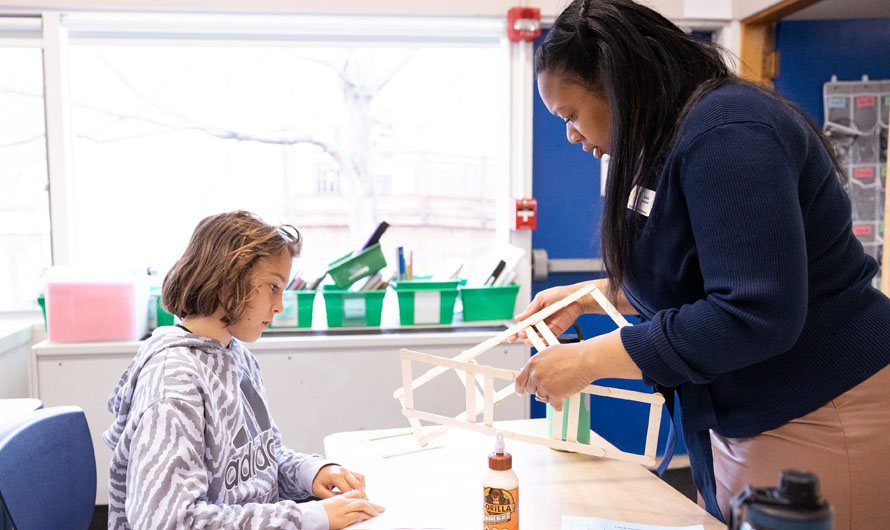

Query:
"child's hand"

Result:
[[313, 465, 367, 498], [321, 489, 385, 529]]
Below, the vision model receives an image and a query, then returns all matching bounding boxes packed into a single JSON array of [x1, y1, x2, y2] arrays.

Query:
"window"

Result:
[[0, 20, 51, 312], [65, 17, 507, 282]]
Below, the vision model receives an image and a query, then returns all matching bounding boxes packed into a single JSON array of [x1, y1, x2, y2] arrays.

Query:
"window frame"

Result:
[[1, 9, 535, 318], [0, 16, 50, 317]]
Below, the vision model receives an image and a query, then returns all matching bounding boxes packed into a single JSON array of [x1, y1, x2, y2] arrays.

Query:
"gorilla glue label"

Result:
[[484, 486, 519, 530], [484, 432, 519, 530]]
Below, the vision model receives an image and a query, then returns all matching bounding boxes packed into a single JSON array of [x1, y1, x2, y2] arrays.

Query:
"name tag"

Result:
[[627, 186, 656, 217]]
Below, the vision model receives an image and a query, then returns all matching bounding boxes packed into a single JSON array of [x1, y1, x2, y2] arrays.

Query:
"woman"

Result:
[[510, 1, 890, 527]]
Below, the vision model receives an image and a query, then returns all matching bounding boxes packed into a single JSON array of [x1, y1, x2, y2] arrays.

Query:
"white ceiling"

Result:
[[785, 0, 890, 20]]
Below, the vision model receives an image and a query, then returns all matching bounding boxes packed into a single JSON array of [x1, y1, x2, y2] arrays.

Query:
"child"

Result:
[[103, 210, 384, 530]]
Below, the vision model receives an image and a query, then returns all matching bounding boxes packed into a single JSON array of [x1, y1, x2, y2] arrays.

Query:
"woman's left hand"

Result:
[[514, 342, 596, 411], [514, 330, 643, 411], [312, 465, 367, 499]]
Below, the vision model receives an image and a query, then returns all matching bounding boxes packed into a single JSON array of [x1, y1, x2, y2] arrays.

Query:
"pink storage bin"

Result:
[[45, 268, 149, 343]]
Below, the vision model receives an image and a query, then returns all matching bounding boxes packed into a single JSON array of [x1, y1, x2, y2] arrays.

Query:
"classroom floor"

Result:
[[657, 464, 697, 502], [89, 505, 106, 530], [87, 466, 697, 528]]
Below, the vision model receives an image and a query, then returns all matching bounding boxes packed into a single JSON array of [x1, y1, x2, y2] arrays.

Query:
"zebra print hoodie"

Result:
[[103, 325, 331, 530]]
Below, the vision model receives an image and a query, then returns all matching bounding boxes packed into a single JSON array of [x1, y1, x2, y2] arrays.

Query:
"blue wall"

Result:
[[774, 18, 890, 123]]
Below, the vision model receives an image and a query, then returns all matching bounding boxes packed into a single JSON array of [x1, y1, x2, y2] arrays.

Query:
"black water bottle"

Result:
[[728, 469, 833, 530]]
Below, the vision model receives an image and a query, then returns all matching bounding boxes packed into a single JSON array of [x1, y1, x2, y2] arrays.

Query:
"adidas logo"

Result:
[[224, 437, 275, 490]]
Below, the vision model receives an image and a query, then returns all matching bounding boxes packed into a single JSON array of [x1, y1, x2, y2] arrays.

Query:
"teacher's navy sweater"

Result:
[[617, 83, 890, 519]]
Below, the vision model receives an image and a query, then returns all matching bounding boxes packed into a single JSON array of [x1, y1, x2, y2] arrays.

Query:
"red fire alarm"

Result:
[[513, 198, 537, 230], [507, 7, 541, 42]]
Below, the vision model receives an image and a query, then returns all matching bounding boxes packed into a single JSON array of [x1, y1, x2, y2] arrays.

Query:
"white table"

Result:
[[324, 419, 723, 530], [0, 398, 42, 429]]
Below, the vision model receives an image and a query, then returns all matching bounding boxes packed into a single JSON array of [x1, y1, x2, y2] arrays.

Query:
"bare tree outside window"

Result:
[[68, 44, 504, 280]]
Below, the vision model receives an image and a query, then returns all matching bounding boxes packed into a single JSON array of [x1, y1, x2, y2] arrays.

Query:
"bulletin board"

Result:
[[823, 78, 890, 288]]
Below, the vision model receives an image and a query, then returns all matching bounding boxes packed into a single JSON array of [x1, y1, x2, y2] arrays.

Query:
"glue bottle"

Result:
[[484, 432, 519, 530]]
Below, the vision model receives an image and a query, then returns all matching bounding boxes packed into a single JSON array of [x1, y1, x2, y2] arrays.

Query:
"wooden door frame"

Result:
[[739, 0, 823, 86]]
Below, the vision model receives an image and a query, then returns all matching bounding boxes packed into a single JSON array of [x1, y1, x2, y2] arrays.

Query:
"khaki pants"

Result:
[[706, 363, 890, 530]]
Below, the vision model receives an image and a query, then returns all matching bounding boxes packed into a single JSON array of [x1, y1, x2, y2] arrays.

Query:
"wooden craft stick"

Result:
[[363, 431, 414, 442], [565, 393, 580, 443], [582, 384, 665, 405], [465, 370, 476, 423], [401, 357, 414, 410], [533, 312, 574, 442], [483, 373, 495, 426], [408, 416, 426, 443], [460, 283, 599, 358], [453, 366, 487, 422], [493, 382, 516, 405], [644, 400, 663, 460], [417, 425, 449, 447], [400, 349, 517, 381], [393, 283, 599, 400], [397, 395, 428, 445], [420, 385, 514, 445], [399, 357, 434, 445], [395, 277, 665, 467], [416, 383, 515, 446], [591, 287, 631, 328], [404, 408, 655, 466], [399, 348, 662, 466], [535, 321, 560, 346], [525, 326, 547, 352], [517, 327, 568, 439], [551, 404, 564, 441]]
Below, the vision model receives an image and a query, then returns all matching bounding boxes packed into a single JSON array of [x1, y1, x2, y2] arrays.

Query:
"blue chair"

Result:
[[0, 406, 96, 530], [0, 399, 43, 530]]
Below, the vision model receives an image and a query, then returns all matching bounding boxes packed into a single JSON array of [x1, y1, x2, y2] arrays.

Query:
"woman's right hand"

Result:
[[321, 489, 385, 529], [507, 283, 588, 345]]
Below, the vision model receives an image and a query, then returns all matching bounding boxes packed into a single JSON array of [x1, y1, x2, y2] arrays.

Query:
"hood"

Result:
[[102, 325, 227, 449]]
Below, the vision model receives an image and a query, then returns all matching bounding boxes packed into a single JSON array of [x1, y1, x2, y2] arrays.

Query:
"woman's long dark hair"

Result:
[[536, 0, 844, 295]]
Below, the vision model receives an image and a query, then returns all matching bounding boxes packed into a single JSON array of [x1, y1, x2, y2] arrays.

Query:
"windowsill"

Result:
[[31, 321, 526, 357], [262, 319, 509, 337], [0, 320, 36, 353]]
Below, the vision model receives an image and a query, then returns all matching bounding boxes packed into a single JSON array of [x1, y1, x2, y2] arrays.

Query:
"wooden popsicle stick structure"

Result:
[[394, 283, 665, 467]]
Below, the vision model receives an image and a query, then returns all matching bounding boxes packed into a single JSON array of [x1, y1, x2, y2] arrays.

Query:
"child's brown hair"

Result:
[[162, 210, 301, 325]]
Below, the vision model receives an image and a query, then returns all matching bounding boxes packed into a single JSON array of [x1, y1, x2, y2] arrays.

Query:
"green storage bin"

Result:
[[459, 284, 520, 321], [322, 285, 386, 327], [158, 307, 175, 327], [393, 279, 460, 325], [326, 243, 387, 288], [149, 286, 176, 330], [37, 294, 47, 330], [271, 291, 316, 328]]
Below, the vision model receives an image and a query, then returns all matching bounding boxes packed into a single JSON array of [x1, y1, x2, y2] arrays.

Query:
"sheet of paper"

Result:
[[343, 296, 366, 320], [413, 290, 441, 324], [561, 515, 705, 530]]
